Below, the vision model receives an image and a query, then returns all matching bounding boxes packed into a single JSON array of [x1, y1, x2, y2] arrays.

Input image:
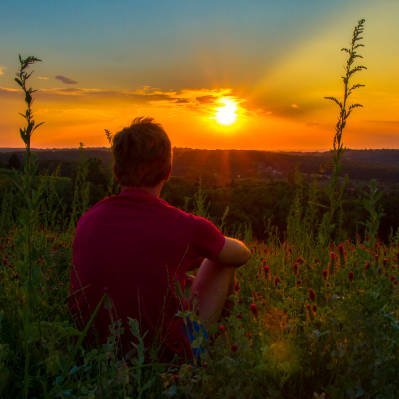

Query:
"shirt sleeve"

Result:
[[190, 215, 226, 261]]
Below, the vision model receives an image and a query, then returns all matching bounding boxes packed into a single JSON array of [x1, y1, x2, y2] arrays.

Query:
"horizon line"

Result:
[[1, 146, 399, 153]]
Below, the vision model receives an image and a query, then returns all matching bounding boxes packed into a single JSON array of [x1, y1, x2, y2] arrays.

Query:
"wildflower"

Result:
[[348, 271, 354, 282], [330, 252, 336, 261], [263, 265, 270, 276], [383, 257, 389, 267], [322, 269, 328, 279], [308, 288, 316, 302], [274, 276, 281, 287], [296, 279, 302, 287], [312, 304, 317, 314], [218, 324, 226, 332], [231, 344, 238, 353], [234, 280, 240, 291], [296, 256, 304, 265], [250, 303, 258, 317], [364, 261, 370, 271], [338, 243, 346, 264]]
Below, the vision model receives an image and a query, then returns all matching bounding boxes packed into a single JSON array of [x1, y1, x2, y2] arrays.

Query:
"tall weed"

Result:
[[319, 19, 367, 244]]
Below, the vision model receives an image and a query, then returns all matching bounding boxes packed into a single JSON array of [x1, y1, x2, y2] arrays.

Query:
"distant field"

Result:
[[1, 148, 399, 184]]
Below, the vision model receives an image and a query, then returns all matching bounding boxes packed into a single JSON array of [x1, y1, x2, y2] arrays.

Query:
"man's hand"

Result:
[[217, 237, 251, 267]]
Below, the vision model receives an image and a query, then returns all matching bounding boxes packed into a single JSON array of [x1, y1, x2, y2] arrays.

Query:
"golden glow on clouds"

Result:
[[0, 76, 398, 150]]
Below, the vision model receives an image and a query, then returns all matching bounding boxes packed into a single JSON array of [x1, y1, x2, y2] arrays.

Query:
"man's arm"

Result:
[[217, 237, 251, 267]]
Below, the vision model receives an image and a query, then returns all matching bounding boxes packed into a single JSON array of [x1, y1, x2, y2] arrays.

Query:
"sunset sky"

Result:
[[0, 0, 398, 151]]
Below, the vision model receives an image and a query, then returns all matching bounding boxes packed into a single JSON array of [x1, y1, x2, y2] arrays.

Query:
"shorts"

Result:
[[184, 318, 208, 361]]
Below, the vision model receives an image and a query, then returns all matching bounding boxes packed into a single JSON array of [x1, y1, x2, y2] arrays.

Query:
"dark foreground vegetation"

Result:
[[1, 20, 399, 398], [2, 148, 399, 242]]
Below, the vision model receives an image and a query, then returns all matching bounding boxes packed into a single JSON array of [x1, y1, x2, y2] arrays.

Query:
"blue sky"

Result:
[[0, 0, 365, 88]]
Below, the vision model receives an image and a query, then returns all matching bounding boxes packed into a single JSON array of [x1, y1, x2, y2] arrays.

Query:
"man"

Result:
[[70, 117, 251, 359]]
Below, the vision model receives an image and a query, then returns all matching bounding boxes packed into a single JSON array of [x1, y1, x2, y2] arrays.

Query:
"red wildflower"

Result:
[[308, 288, 316, 302], [250, 303, 258, 317], [231, 344, 238, 353], [218, 324, 226, 332], [364, 261, 370, 271], [296, 279, 302, 287], [263, 265, 270, 276], [274, 276, 281, 287], [348, 271, 354, 282], [295, 256, 304, 265], [322, 269, 328, 279], [330, 252, 336, 261], [305, 303, 311, 311], [312, 304, 317, 313], [234, 280, 240, 292], [338, 243, 345, 256]]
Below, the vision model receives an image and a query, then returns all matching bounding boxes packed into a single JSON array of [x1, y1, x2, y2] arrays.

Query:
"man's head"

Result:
[[112, 117, 172, 187]]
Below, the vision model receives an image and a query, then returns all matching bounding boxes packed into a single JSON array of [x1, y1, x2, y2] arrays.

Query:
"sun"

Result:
[[215, 98, 238, 126]]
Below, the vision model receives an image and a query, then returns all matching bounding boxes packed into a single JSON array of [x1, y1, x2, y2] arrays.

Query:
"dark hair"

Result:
[[112, 117, 171, 187]]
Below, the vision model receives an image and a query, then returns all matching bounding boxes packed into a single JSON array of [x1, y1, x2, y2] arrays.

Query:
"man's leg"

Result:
[[190, 259, 235, 326]]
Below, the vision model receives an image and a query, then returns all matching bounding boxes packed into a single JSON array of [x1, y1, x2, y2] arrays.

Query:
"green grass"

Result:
[[1, 228, 399, 398]]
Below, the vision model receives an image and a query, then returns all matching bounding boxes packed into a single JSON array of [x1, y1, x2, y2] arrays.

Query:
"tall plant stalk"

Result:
[[14, 54, 44, 399], [320, 19, 366, 243]]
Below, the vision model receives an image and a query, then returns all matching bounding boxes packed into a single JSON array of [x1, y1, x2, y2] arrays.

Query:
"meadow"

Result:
[[1, 19, 399, 398]]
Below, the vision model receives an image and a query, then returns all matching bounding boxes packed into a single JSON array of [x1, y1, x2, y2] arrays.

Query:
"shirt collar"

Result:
[[119, 187, 161, 202]]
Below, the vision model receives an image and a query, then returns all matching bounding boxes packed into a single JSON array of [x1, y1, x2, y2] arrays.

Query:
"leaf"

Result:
[[33, 122, 45, 131], [350, 83, 365, 91], [324, 96, 342, 108], [349, 103, 363, 110], [14, 77, 23, 87]]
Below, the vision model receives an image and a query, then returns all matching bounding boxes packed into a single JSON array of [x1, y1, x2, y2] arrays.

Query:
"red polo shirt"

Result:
[[69, 187, 225, 358]]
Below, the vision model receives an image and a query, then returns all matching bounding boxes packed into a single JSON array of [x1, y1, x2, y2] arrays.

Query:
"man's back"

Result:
[[70, 187, 225, 356]]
